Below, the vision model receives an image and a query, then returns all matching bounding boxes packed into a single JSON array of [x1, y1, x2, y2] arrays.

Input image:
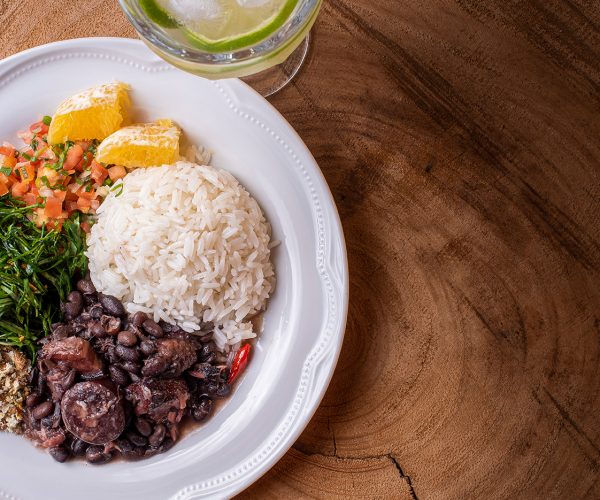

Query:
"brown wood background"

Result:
[[2, 1, 600, 498]]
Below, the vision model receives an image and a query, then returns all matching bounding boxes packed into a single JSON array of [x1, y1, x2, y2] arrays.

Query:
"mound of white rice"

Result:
[[86, 162, 275, 351]]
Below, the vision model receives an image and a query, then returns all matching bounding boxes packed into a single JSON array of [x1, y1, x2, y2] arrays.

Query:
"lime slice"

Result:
[[142, 0, 299, 53], [139, 0, 179, 28]]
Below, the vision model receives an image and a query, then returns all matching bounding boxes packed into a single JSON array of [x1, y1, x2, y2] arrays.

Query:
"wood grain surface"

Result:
[[2, 1, 600, 498]]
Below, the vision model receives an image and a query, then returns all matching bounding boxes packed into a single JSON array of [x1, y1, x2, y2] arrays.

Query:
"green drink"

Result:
[[120, 0, 322, 95]]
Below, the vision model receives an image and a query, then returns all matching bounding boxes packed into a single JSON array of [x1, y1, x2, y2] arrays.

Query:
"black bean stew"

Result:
[[24, 279, 242, 464]]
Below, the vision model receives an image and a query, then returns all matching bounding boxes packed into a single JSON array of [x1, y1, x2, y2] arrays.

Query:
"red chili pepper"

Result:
[[228, 344, 251, 384]]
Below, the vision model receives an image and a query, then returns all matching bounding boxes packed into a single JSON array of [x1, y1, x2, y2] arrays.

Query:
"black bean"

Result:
[[116, 344, 139, 362], [67, 289, 83, 308], [141, 356, 167, 377], [28, 366, 39, 386], [49, 446, 70, 463], [191, 396, 212, 422], [109, 365, 129, 386], [72, 322, 87, 335], [159, 437, 176, 453], [25, 392, 41, 408], [106, 345, 118, 364], [86, 446, 112, 464], [52, 325, 71, 340], [131, 311, 148, 327], [159, 321, 174, 333], [99, 294, 126, 316], [62, 370, 77, 392], [63, 301, 82, 319], [89, 304, 104, 320], [77, 279, 96, 294], [140, 340, 157, 356], [188, 363, 219, 381], [142, 319, 163, 338], [116, 438, 135, 455], [205, 382, 219, 396], [199, 344, 215, 363], [134, 418, 153, 437], [215, 383, 230, 398], [71, 438, 88, 456], [100, 315, 121, 335], [83, 293, 98, 307], [128, 372, 141, 383], [125, 431, 148, 447], [31, 401, 53, 420], [185, 376, 199, 393], [41, 403, 60, 428], [89, 322, 106, 338], [148, 424, 166, 448], [119, 361, 141, 374], [117, 330, 138, 347], [36, 373, 46, 395]]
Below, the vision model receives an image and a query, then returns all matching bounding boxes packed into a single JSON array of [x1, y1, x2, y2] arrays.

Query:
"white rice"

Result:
[[86, 161, 275, 352]]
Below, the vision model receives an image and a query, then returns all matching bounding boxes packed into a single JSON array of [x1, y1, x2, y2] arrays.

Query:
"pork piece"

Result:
[[126, 379, 189, 425], [25, 425, 66, 448], [61, 382, 125, 445], [141, 339, 197, 378], [46, 366, 76, 402], [39, 337, 102, 374]]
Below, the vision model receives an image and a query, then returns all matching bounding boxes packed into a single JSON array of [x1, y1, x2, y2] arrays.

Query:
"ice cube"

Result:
[[236, 0, 273, 7], [163, 0, 224, 22]]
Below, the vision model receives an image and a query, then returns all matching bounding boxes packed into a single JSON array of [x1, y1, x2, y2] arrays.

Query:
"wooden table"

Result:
[[3, 1, 599, 498]]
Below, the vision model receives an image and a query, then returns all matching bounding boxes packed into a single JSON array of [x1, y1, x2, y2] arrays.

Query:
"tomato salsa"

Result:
[[0, 117, 126, 231]]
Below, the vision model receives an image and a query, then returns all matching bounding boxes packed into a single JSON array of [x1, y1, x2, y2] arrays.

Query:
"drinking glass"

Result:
[[118, 0, 322, 96]]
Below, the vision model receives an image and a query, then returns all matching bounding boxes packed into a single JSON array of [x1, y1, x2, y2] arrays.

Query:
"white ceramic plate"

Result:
[[0, 38, 347, 499]]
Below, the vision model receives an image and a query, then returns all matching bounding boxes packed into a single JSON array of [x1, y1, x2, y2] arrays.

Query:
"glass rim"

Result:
[[118, 0, 321, 66]]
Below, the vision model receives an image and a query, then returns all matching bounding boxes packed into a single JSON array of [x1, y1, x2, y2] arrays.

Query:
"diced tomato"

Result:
[[90, 161, 108, 184], [65, 200, 78, 214], [0, 145, 14, 157], [81, 221, 91, 234], [36, 166, 60, 186], [1, 154, 17, 168], [0, 173, 14, 189], [77, 187, 97, 200], [17, 162, 35, 184], [64, 144, 84, 171], [29, 121, 49, 135], [23, 192, 38, 206], [76, 141, 91, 151], [45, 219, 64, 232], [38, 145, 57, 162], [53, 189, 67, 202], [44, 197, 63, 218], [77, 151, 94, 171], [17, 149, 34, 162], [0, 181, 8, 197], [76, 197, 92, 213], [90, 199, 100, 210], [11, 181, 29, 197], [108, 165, 127, 181], [65, 190, 78, 202]]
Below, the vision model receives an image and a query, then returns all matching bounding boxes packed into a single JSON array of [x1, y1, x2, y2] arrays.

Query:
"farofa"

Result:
[[0, 348, 30, 433]]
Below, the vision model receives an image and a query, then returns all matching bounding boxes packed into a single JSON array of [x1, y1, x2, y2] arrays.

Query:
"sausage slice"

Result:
[[61, 382, 125, 445]]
